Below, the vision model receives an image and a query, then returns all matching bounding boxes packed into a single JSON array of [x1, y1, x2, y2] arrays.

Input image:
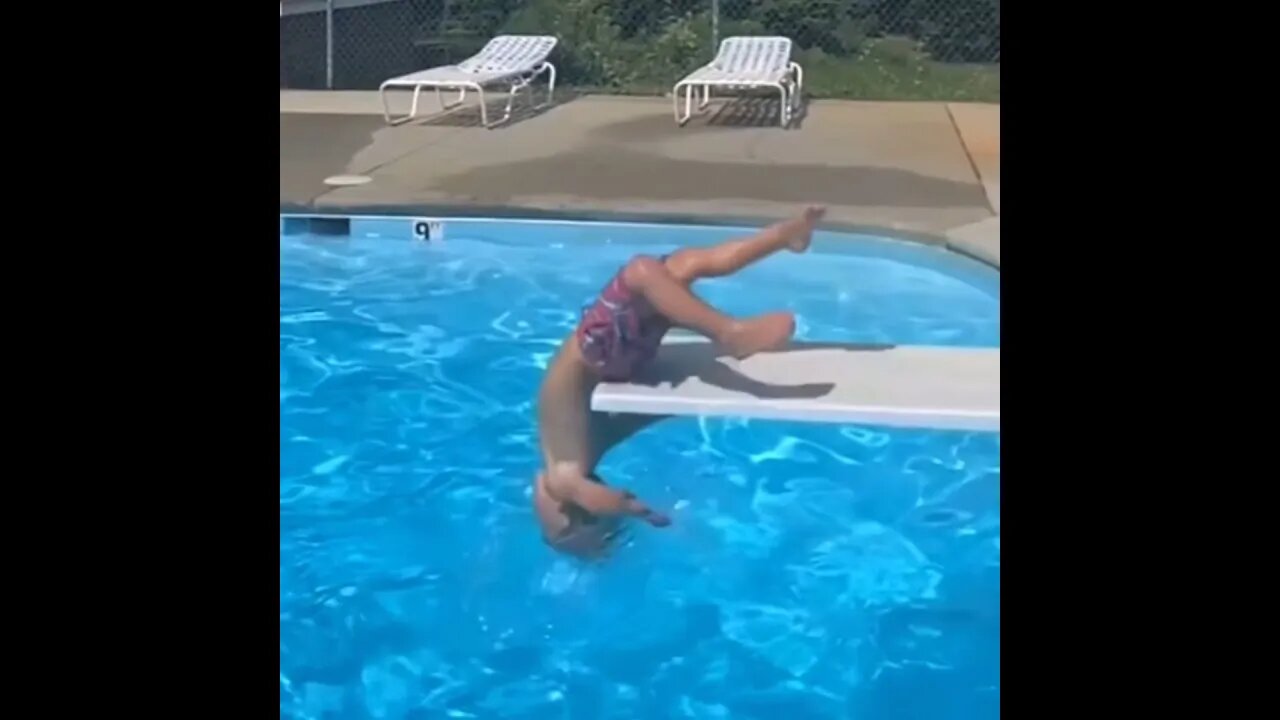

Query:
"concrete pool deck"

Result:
[[280, 91, 1001, 266]]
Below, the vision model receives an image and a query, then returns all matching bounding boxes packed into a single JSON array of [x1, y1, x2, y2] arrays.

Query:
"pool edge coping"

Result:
[[279, 203, 1001, 271]]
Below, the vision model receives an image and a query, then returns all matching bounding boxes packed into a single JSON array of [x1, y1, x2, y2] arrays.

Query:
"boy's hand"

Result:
[[624, 493, 670, 527], [643, 510, 672, 528], [547, 474, 671, 528]]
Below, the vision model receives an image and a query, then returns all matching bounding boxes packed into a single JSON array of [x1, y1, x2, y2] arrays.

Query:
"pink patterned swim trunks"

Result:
[[575, 256, 672, 382]]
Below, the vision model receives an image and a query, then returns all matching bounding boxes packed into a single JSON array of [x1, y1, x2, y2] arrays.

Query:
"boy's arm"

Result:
[[549, 474, 670, 527]]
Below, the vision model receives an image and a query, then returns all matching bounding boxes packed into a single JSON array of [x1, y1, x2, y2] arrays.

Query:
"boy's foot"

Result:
[[787, 205, 827, 253], [722, 312, 796, 359]]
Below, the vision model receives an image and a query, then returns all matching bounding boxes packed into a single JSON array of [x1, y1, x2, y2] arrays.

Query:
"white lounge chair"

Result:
[[379, 35, 557, 128], [672, 36, 803, 128]]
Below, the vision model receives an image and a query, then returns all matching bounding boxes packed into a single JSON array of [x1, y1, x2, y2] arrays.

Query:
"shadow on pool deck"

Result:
[[393, 90, 585, 129], [586, 99, 805, 140], [413, 93, 805, 131], [434, 148, 984, 207], [279, 94, 1000, 261], [707, 96, 811, 128]]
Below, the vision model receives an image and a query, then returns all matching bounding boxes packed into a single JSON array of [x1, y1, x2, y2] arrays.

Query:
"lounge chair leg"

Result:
[[545, 63, 556, 106], [500, 83, 520, 126], [409, 86, 423, 121], [478, 86, 490, 128], [776, 84, 788, 127], [437, 87, 466, 111], [380, 86, 394, 124], [674, 83, 699, 125], [699, 85, 711, 110], [379, 85, 427, 126], [790, 62, 804, 113]]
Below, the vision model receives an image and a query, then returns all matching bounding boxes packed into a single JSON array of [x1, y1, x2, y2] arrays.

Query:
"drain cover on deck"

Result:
[[323, 175, 372, 187]]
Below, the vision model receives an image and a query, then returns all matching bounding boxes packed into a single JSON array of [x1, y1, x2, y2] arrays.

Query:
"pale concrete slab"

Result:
[[592, 340, 1000, 431], [281, 93, 1001, 256], [948, 103, 1000, 214], [280, 114, 389, 204], [946, 216, 1000, 266], [983, 181, 1000, 215], [283, 94, 992, 235], [281, 113, 480, 204], [280, 90, 388, 115]]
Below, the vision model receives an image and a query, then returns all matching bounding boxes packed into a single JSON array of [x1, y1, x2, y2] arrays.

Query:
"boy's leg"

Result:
[[622, 256, 738, 340], [621, 256, 794, 358], [664, 205, 825, 284]]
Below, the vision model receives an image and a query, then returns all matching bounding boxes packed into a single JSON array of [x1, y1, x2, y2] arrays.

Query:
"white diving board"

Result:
[[591, 340, 1000, 432]]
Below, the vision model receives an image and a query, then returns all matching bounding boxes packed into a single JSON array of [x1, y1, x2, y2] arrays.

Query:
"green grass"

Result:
[[558, 36, 999, 103], [799, 38, 999, 102]]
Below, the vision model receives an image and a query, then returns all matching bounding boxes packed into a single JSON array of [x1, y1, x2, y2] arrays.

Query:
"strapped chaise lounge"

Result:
[[672, 36, 803, 128], [379, 35, 557, 128]]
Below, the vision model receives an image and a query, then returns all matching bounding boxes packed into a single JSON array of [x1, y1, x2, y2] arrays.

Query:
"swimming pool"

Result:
[[279, 217, 1000, 719]]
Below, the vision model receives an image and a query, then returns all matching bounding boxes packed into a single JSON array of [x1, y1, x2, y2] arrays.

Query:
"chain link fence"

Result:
[[281, 0, 998, 101]]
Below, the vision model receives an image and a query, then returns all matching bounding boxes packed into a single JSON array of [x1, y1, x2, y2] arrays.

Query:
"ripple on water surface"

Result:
[[280, 228, 1000, 719]]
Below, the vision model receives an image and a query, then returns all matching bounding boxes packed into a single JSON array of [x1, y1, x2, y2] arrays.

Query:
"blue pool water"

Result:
[[280, 219, 1000, 720]]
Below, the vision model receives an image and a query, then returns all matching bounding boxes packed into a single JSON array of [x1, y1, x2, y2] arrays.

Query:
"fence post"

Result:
[[711, 0, 720, 57], [325, 0, 334, 89]]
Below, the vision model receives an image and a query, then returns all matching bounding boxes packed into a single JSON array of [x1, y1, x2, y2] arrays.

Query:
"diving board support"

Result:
[[591, 341, 1000, 432]]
